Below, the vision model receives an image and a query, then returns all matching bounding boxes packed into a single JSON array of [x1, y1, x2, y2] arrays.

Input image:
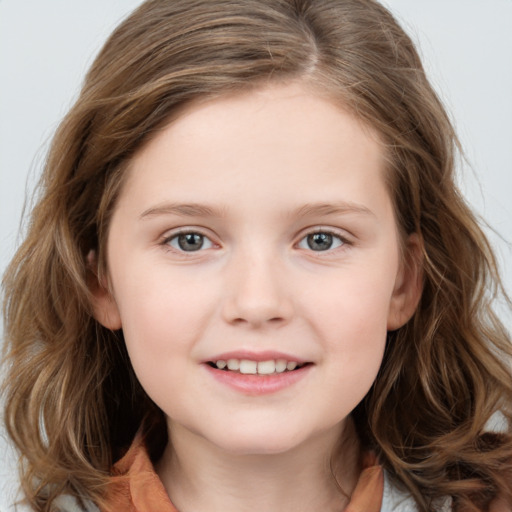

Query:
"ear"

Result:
[[86, 250, 122, 330], [387, 233, 423, 331]]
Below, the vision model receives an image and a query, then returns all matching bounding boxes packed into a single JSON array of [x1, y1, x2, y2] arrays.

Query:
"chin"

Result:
[[207, 426, 315, 457]]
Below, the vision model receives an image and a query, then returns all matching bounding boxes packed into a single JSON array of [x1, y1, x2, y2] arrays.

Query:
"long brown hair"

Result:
[[3, 1, 511, 510]]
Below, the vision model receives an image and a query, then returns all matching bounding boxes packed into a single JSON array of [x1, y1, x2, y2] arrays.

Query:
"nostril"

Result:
[[220, 270, 294, 327], [230, 316, 286, 328]]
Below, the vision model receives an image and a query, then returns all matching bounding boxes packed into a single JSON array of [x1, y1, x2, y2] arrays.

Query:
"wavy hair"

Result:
[[2, 0, 511, 510]]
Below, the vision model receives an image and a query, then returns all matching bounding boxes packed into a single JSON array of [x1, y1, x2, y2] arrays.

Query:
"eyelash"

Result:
[[296, 229, 351, 253], [161, 229, 215, 254], [160, 228, 352, 255]]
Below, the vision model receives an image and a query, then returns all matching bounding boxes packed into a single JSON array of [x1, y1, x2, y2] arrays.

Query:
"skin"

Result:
[[92, 82, 422, 512]]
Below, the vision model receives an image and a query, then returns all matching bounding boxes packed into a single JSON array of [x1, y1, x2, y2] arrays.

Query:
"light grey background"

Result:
[[1, 1, 511, 509]]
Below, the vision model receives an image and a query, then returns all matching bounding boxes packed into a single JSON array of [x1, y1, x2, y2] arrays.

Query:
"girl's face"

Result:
[[93, 82, 421, 456]]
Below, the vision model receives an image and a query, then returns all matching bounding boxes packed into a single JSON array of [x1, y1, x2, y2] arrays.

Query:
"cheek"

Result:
[[314, 281, 390, 413], [111, 264, 217, 363], [304, 259, 396, 378], [310, 263, 396, 337], [111, 271, 208, 412]]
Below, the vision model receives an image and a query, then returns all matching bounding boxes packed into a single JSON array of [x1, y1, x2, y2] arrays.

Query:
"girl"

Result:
[[2, 1, 511, 511]]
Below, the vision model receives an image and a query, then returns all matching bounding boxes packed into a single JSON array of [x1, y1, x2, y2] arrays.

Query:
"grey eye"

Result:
[[168, 233, 213, 252], [298, 232, 344, 251]]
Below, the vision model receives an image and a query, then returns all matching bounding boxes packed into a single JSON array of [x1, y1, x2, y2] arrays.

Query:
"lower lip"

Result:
[[204, 364, 312, 396]]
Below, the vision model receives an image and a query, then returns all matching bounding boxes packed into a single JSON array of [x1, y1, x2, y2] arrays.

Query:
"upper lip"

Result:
[[204, 350, 310, 364]]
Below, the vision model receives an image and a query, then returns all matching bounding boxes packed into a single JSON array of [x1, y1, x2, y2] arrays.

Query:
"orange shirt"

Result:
[[104, 435, 384, 512]]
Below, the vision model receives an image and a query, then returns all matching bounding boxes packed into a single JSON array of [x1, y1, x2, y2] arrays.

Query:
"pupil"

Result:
[[178, 233, 204, 251], [307, 233, 332, 251]]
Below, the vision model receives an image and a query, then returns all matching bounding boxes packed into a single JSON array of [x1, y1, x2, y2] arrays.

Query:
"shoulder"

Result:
[[381, 470, 452, 512]]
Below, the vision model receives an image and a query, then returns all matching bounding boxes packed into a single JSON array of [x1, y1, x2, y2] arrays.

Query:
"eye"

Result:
[[297, 231, 346, 252], [166, 232, 214, 252]]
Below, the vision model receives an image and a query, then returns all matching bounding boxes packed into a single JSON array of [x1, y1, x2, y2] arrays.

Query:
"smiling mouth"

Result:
[[206, 359, 310, 375]]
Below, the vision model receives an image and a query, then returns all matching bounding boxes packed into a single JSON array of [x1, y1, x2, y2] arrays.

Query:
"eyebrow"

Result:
[[293, 202, 375, 219], [139, 202, 226, 220], [139, 201, 375, 220]]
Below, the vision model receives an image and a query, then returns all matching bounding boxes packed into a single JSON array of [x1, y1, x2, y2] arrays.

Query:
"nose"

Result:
[[221, 250, 294, 328]]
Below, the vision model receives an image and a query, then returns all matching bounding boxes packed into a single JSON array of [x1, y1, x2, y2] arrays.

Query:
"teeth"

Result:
[[214, 358, 303, 374], [275, 359, 287, 373], [239, 360, 257, 374], [257, 360, 276, 375], [227, 359, 240, 371]]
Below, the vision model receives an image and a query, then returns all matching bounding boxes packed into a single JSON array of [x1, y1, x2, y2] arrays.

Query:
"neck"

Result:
[[156, 419, 361, 512]]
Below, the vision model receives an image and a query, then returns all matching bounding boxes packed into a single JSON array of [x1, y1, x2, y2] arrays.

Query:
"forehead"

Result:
[[119, 83, 392, 216], [131, 82, 385, 167]]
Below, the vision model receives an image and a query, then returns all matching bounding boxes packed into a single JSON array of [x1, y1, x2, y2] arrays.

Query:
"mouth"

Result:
[[206, 358, 311, 375]]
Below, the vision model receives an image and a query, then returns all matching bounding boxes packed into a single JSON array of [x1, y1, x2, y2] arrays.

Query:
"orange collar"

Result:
[[105, 435, 384, 512]]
